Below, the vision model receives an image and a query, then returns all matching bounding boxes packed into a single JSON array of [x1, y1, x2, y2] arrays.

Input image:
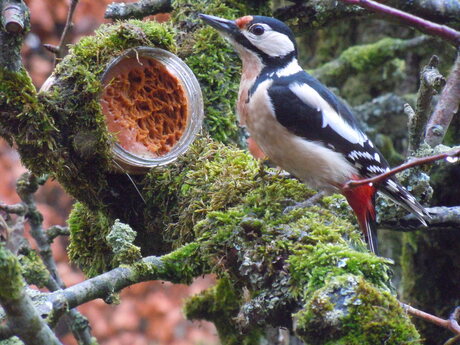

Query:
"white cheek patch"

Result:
[[289, 83, 368, 146], [243, 30, 295, 57]]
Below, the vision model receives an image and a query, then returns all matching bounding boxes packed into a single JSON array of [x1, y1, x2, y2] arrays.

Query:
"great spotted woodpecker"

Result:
[[199, 14, 430, 253]]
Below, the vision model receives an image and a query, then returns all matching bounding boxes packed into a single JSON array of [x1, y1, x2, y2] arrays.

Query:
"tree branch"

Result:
[[408, 55, 446, 154], [387, 0, 460, 25], [402, 304, 460, 335], [1, 2, 26, 33], [0, 0, 29, 71], [15, 173, 95, 345], [274, 0, 366, 31], [338, 0, 460, 46], [46, 225, 69, 243], [343, 148, 460, 190], [381, 206, 460, 231], [425, 50, 460, 147], [311, 35, 432, 86], [104, 0, 172, 20], [48, 242, 202, 310], [0, 244, 62, 345]]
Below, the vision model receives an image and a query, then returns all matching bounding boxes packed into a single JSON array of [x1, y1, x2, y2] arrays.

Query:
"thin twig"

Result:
[[338, 0, 460, 46], [425, 51, 460, 147], [46, 225, 70, 243], [53, 0, 79, 63], [402, 303, 460, 335], [343, 148, 460, 190], [443, 334, 460, 345]]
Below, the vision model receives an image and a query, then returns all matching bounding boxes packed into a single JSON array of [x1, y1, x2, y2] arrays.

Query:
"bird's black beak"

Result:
[[199, 13, 239, 37]]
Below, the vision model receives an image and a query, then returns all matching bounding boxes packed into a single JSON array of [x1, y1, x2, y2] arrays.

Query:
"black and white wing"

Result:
[[266, 71, 389, 178], [265, 70, 430, 223]]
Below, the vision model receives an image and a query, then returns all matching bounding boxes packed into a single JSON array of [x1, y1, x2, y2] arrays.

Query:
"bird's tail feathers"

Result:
[[343, 182, 378, 254], [380, 178, 431, 226]]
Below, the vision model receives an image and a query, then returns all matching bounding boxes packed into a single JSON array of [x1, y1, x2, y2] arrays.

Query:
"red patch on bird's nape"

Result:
[[236, 15, 253, 29]]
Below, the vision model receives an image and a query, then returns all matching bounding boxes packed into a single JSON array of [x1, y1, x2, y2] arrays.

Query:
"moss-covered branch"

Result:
[[311, 35, 432, 86], [408, 55, 446, 154], [0, 244, 61, 345], [48, 242, 206, 310], [277, 0, 460, 32]]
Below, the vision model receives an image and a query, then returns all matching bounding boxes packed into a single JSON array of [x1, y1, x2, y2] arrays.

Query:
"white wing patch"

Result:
[[348, 150, 374, 161], [367, 165, 387, 174], [289, 82, 367, 145]]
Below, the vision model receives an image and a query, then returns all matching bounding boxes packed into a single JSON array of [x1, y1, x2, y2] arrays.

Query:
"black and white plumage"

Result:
[[199, 14, 430, 253]]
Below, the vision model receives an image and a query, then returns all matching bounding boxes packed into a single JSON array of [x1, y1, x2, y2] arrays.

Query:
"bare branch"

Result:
[[0, 0, 29, 71], [343, 148, 460, 190], [105, 0, 172, 20], [425, 51, 460, 147], [386, 0, 460, 25], [338, 0, 460, 46], [408, 55, 446, 154], [402, 304, 460, 335], [50, 0, 79, 63], [1, 2, 26, 33], [381, 206, 460, 231]]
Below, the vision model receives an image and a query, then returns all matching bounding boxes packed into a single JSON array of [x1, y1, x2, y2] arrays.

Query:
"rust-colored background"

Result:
[[0, 1, 218, 344]]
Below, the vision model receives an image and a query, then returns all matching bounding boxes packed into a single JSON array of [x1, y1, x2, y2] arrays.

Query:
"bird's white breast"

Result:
[[245, 79, 357, 190]]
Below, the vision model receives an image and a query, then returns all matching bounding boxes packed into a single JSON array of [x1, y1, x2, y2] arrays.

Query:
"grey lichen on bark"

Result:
[[0, 244, 61, 345]]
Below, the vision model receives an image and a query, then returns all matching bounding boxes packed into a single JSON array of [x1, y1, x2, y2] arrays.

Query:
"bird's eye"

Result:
[[250, 24, 265, 36]]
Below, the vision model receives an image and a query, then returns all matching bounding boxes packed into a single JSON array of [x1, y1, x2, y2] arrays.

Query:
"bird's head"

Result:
[[199, 14, 297, 67]]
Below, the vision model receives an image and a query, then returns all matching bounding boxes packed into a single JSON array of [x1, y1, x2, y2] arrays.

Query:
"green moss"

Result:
[[18, 250, 50, 288], [0, 337, 24, 345], [67, 202, 113, 277], [143, 136, 315, 249], [288, 243, 393, 299], [106, 219, 142, 266], [185, 276, 262, 345], [0, 68, 59, 175], [295, 275, 420, 344], [312, 37, 417, 92], [43, 20, 177, 210], [172, 0, 271, 143], [0, 244, 25, 301]]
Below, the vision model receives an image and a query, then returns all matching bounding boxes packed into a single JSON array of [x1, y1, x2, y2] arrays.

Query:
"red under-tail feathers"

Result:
[[342, 176, 378, 254]]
